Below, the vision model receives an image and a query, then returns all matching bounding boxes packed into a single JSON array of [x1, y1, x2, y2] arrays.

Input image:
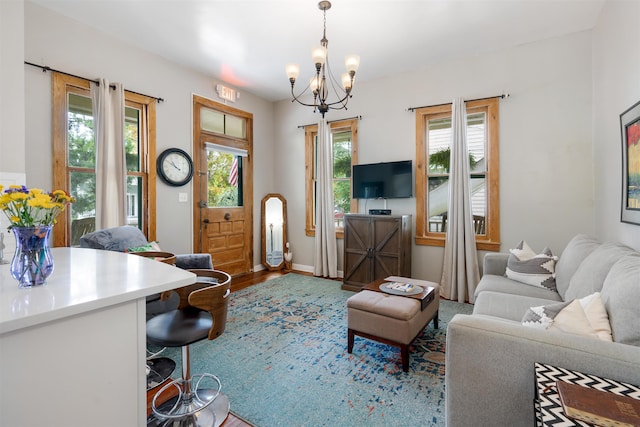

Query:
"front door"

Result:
[[193, 96, 253, 276]]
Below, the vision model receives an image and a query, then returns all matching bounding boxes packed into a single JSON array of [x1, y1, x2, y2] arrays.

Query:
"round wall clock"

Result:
[[157, 148, 194, 187]]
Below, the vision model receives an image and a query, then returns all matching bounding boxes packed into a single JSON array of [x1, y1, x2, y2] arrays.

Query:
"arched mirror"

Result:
[[261, 193, 287, 270]]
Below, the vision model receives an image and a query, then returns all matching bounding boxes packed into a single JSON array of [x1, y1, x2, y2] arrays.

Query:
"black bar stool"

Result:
[[146, 269, 231, 427]]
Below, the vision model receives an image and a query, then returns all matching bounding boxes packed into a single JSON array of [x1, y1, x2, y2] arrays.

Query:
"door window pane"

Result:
[[225, 115, 246, 138], [201, 108, 224, 134], [201, 108, 246, 139], [206, 149, 242, 207]]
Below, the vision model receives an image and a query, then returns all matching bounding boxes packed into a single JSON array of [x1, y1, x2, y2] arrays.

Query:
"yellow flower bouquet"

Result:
[[0, 185, 74, 287], [0, 185, 74, 228]]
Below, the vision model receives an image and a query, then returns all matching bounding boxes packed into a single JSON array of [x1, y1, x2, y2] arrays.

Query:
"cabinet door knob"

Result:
[[224, 213, 231, 221]]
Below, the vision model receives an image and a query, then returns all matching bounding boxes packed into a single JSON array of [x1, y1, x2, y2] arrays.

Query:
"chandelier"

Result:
[[286, 1, 360, 118]]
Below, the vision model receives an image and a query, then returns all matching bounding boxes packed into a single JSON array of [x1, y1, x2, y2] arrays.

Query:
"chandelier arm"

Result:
[[326, 93, 352, 109], [290, 83, 321, 108], [324, 60, 351, 109]]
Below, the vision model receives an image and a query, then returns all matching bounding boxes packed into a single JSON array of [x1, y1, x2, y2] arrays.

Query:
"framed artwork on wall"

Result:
[[620, 99, 640, 225]]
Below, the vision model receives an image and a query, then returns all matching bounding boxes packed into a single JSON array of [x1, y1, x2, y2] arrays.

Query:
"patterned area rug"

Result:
[[163, 273, 473, 426]]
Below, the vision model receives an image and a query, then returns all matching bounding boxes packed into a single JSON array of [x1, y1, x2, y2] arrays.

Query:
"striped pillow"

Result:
[[506, 240, 558, 292]]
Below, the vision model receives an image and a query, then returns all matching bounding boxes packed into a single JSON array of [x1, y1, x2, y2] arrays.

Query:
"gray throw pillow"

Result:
[[600, 255, 640, 346], [554, 234, 600, 299], [564, 243, 636, 301], [506, 240, 558, 292], [79, 225, 148, 252]]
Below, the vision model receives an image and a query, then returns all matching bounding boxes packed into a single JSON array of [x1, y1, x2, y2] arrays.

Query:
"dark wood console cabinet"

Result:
[[342, 214, 412, 291]]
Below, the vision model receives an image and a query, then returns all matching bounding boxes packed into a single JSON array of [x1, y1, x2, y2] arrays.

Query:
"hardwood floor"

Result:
[[229, 269, 290, 293]]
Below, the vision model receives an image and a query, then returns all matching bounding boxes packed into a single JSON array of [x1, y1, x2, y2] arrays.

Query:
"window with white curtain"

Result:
[[415, 97, 500, 251], [52, 72, 156, 246], [304, 118, 358, 237]]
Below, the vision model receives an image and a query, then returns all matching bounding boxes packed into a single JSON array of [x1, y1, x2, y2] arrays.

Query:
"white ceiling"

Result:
[[30, 0, 607, 102]]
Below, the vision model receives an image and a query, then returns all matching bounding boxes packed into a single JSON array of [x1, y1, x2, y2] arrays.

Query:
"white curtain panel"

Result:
[[314, 119, 338, 278], [440, 97, 480, 303], [91, 79, 126, 229]]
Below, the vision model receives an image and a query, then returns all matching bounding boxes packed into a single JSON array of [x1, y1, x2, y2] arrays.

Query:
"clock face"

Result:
[[157, 149, 194, 186]]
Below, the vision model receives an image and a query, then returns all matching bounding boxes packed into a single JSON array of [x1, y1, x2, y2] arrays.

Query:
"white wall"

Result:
[[592, 0, 640, 251], [275, 31, 595, 283], [11, 1, 635, 279], [23, 2, 276, 261], [0, 0, 25, 174]]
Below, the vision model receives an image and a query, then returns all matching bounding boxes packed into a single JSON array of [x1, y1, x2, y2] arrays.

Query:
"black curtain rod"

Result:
[[25, 61, 165, 103], [297, 115, 363, 129], [407, 93, 509, 112]]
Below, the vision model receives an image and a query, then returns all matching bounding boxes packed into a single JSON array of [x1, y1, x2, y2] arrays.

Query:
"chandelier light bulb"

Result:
[[341, 72, 352, 90], [310, 76, 320, 93], [345, 55, 360, 73], [312, 46, 328, 66], [286, 63, 300, 81]]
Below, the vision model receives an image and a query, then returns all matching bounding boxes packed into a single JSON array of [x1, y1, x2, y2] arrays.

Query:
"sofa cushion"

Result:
[[554, 234, 600, 299], [522, 292, 612, 341], [79, 225, 149, 252], [475, 274, 563, 301], [473, 291, 562, 322], [564, 243, 637, 301], [505, 241, 557, 291], [600, 255, 640, 346]]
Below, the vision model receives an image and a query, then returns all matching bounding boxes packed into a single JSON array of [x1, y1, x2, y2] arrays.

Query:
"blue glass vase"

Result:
[[10, 226, 54, 288]]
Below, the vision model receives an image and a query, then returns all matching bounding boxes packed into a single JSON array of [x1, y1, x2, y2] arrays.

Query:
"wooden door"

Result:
[[343, 215, 373, 290], [193, 96, 253, 276], [371, 217, 402, 279], [200, 203, 248, 275]]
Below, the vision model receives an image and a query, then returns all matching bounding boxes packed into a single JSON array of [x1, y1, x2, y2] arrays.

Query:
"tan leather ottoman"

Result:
[[347, 277, 439, 372]]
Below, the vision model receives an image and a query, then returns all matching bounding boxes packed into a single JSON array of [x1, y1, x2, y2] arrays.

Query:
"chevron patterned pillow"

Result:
[[506, 240, 558, 291]]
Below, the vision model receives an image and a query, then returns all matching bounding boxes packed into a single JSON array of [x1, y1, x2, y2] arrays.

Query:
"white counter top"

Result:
[[0, 247, 196, 334]]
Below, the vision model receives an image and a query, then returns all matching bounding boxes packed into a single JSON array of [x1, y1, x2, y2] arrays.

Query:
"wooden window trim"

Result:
[[415, 98, 500, 251], [304, 118, 358, 239], [52, 73, 156, 246]]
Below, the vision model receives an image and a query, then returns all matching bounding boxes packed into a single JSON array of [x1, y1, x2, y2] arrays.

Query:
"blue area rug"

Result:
[[163, 273, 473, 426]]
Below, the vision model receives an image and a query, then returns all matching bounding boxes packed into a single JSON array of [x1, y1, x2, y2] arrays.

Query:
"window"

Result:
[[204, 142, 246, 208], [415, 98, 500, 251], [305, 118, 358, 238], [52, 73, 156, 246]]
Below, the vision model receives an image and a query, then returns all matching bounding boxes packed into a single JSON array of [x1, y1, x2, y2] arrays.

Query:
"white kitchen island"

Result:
[[0, 247, 196, 427]]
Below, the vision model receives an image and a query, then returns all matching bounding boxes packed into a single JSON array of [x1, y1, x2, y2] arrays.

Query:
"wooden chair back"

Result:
[[160, 269, 232, 340]]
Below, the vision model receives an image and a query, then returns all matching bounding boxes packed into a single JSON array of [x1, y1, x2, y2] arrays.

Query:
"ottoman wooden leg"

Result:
[[400, 344, 409, 372], [433, 310, 439, 329], [348, 328, 354, 353]]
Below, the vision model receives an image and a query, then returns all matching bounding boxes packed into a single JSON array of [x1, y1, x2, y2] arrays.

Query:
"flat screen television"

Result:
[[352, 160, 413, 199]]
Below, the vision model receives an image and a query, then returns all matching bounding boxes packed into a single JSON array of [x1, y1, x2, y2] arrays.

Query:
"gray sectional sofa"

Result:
[[445, 234, 640, 426]]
